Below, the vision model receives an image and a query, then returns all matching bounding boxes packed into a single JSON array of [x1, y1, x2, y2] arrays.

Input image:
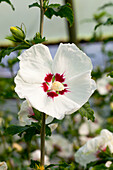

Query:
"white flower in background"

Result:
[[30, 149, 50, 165], [97, 74, 113, 95], [45, 134, 73, 158], [105, 161, 112, 168], [79, 121, 99, 136], [0, 162, 7, 170], [75, 129, 113, 167], [15, 43, 96, 119], [18, 100, 35, 126], [12, 142, 23, 152]]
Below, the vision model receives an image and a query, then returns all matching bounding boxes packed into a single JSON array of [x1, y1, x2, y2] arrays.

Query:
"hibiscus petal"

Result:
[[65, 71, 96, 108], [15, 73, 80, 119], [52, 43, 93, 80], [40, 95, 80, 120], [18, 44, 53, 84]]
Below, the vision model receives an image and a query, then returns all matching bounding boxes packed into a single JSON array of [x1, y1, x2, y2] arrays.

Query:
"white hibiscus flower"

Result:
[[45, 134, 73, 158], [75, 129, 113, 167], [0, 162, 8, 170], [97, 74, 113, 95], [30, 149, 50, 165], [15, 43, 96, 119]]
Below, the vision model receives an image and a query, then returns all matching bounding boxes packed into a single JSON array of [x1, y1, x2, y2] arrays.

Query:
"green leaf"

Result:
[[107, 71, 113, 78], [104, 18, 113, 25], [95, 18, 113, 30], [47, 118, 62, 125], [29, 2, 40, 8], [99, 3, 113, 10], [5, 125, 29, 135], [45, 162, 70, 169], [0, 43, 30, 63], [0, 0, 15, 10], [24, 126, 38, 142], [94, 11, 107, 21], [29, 2, 74, 26], [5, 35, 17, 42], [45, 125, 51, 136], [78, 102, 95, 122], [48, 4, 60, 8], [45, 3, 74, 26]]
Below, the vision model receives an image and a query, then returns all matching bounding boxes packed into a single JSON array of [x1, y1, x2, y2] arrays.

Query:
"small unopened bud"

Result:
[[10, 26, 25, 41]]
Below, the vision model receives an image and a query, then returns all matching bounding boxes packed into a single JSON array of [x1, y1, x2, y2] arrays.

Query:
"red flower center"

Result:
[[42, 73, 69, 99]]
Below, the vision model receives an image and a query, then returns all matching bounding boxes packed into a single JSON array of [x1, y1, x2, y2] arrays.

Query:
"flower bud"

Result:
[[10, 26, 25, 41]]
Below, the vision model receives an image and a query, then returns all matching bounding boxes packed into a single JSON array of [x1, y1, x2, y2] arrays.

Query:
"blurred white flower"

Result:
[[12, 142, 23, 152], [30, 149, 50, 165], [15, 43, 96, 120], [45, 134, 73, 158], [105, 161, 112, 168], [0, 162, 7, 170], [75, 129, 113, 167], [18, 100, 36, 126], [97, 74, 113, 95], [79, 120, 100, 136]]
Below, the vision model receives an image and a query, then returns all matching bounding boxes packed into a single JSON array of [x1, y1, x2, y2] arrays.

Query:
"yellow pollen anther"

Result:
[[51, 81, 64, 91]]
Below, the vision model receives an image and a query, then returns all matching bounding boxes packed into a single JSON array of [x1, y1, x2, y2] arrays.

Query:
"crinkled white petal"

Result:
[[18, 100, 36, 126], [52, 43, 93, 80], [17, 44, 53, 84], [49, 123, 58, 132], [75, 129, 113, 167], [65, 71, 96, 111], [40, 95, 80, 119]]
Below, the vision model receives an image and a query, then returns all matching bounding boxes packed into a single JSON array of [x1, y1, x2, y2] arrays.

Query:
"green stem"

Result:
[[24, 40, 31, 46], [40, 113, 46, 166], [40, 0, 44, 37], [39, 0, 45, 166], [64, 0, 77, 44]]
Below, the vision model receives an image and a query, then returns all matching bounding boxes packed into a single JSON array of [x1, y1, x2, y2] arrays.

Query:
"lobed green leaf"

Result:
[[5, 125, 29, 135], [29, 2, 40, 8], [44, 3, 74, 26], [78, 102, 95, 122], [0, 43, 30, 62]]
